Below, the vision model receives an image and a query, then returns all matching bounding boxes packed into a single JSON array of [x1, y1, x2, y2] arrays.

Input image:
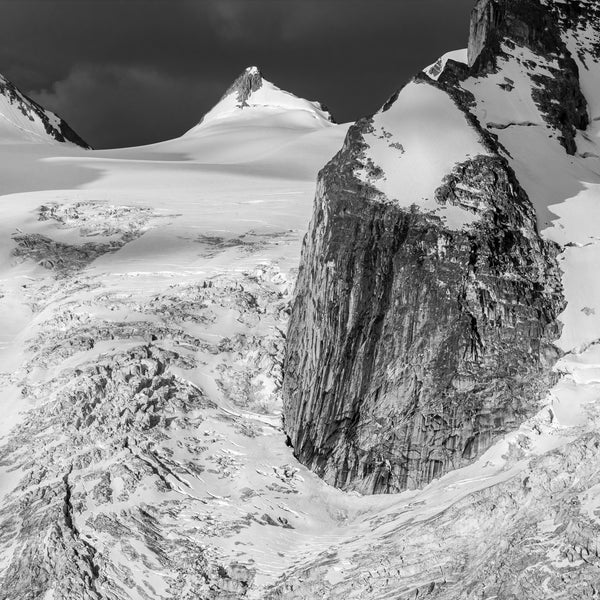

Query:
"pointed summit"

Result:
[[222, 66, 264, 108], [0, 73, 89, 147], [192, 65, 334, 129]]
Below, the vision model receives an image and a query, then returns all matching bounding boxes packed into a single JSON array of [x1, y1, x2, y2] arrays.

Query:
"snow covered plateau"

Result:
[[1, 0, 600, 598]]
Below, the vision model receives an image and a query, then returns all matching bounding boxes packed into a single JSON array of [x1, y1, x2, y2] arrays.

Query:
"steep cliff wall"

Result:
[[283, 92, 563, 493], [468, 0, 589, 154], [281, 0, 589, 494]]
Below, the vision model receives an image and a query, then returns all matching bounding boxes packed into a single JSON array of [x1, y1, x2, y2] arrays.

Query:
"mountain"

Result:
[[0, 62, 351, 599], [1, 1, 600, 599], [190, 66, 334, 129], [278, 0, 600, 594], [0, 73, 89, 147], [116, 66, 340, 179]]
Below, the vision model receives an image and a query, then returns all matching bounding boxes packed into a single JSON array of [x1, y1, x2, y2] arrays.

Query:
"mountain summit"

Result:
[[222, 65, 264, 107], [0, 73, 89, 147], [192, 66, 334, 129]]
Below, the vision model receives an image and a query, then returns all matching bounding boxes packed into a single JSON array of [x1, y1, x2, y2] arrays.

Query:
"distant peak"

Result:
[[191, 65, 336, 130], [222, 66, 265, 107]]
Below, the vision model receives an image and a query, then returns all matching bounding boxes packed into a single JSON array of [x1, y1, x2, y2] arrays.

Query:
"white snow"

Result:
[[0, 74, 73, 145], [0, 85, 352, 592], [355, 80, 488, 228], [423, 48, 468, 81], [191, 68, 332, 130], [1, 37, 600, 594]]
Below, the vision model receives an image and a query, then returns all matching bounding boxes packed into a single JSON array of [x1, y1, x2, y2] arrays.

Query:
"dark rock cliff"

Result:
[[222, 66, 264, 107], [283, 106, 564, 493], [281, 0, 583, 494]]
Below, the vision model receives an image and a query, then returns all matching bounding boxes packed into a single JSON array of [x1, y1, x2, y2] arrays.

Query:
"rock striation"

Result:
[[468, 0, 590, 154], [222, 66, 265, 108], [283, 112, 564, 494], [281, 0, 598, 494]]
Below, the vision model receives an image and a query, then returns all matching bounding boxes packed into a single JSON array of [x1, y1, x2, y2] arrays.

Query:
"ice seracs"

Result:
[[0, 73, 89, 147]]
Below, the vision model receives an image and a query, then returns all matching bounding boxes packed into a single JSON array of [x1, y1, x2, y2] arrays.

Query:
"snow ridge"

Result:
[[0, 73, 89, 148], [193, 66, 334, 129]]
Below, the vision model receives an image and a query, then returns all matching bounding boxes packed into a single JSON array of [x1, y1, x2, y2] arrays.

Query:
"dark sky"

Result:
[[0, 0, 476, 149]]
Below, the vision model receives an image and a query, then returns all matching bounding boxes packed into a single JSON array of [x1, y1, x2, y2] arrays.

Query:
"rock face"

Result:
[[468, 0, 589, 154], [194, 66, 334, 128], [283, 111, 564, 494], [281, 0, 596, 494], [0, 74, 89, 147]]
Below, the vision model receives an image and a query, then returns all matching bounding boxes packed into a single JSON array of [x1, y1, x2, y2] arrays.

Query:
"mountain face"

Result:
[[283, 0, 600, 494], [0, 74, 88, 147], [3, 2, 600, 599], [0, 67, 350, 599], [191, 66, 334, 129]]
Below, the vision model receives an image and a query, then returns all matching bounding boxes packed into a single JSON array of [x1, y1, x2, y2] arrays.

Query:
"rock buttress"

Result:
[[282, 106, 564, 494]]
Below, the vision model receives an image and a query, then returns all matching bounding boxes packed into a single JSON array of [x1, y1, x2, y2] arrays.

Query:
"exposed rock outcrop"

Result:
[[283, 100, 564, 493], [468, 0, 589, 154], [0, 74, 89, 147], [281, 0, 598, 494], [223, 66, 264, 107]]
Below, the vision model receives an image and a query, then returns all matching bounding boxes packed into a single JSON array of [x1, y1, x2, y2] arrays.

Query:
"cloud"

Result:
[[202, 2, 262, 41], [0, 0, 476, 148], [33, 64, 224, 149]]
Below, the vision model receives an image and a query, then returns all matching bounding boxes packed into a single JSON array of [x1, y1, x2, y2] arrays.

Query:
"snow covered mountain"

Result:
[[280, 0, 600, 596], [110, 66, 340, 179], [1, 1, 599, 599], [191, 66, 334, 129], [0, 66, 351, 599], [0, 73, 88, 147]]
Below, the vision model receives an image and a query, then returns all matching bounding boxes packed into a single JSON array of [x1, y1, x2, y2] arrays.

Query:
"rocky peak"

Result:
[[194, 65, 334, 128], [282, 0, 597, 495], [0, 73, 89, 148], [468, 0, 578, 69], [221, 65, 264, 108]]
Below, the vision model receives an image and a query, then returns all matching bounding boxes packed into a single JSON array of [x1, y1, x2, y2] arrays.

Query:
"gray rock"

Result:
[[283, 109, 564, 493], [0, 74, 89, 148], [467, 0, 590, 154], [281, 0, 600, 494]]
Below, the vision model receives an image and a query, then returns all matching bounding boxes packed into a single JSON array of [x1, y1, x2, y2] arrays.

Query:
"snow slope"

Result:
[[355, 80, 486, 228], [189, 66, 333, 130], [0, 15, 599, 598], [0, 70, 360, 598], [0, 73, 88, 147]]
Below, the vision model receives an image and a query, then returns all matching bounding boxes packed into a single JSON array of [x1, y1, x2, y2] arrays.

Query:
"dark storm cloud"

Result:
[[0, 0, 476, 148]]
